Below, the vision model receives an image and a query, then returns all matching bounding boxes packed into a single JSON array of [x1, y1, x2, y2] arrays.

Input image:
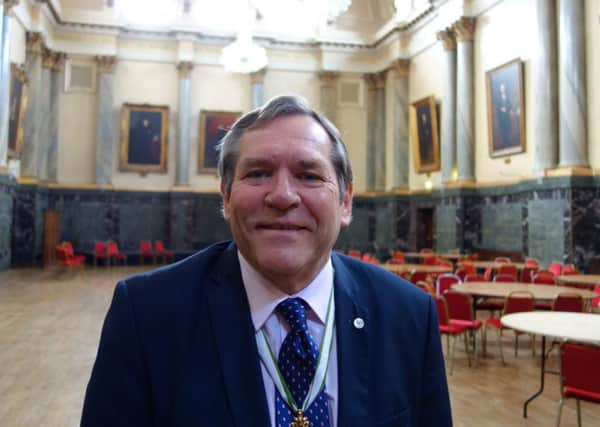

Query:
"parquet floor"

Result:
[[0, 266, 599, 426]]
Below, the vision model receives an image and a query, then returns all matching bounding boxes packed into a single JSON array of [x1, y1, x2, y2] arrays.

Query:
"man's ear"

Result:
[[340, 183, 353, 227], [220, 181, 230, 221]]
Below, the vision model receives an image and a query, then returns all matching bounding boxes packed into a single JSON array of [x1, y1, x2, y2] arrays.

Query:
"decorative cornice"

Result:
[[249, 67, 266, 83], [436, 29, 456, 50], [363, 71, 387, 89], [3, 0, 18, 14], [389, 59, 410, 77], [96, 55, 117, 73], [26, 32, 43, 53], [453, 17, 476, 42], [318, 71, 339, 87], [176, 60, 194, 78]]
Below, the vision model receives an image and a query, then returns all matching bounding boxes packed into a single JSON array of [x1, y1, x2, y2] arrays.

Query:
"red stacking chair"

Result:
[[108, 241, 127, 266], [483, 291, 535, 364], [390, 251, 405, 264], [347, 250, 361, 259], [548, 261, 563, 277], [464, 274, 486, 282], [154, 240, 174, 263], [423, 255, 438, 266], [415, 281, 435, 296], [496, 264, 517, 280], [552, 293, 583, 313], [444, 291, 482, 366], [524, 257, 539, 268], [556, 343, 600, 426], [93, 241, 109, 267], [434, 295, 471, 375], [494, 273, 516, 283], [409, 271, 430, 285], [454, 267, 468, 282], [140, 240, 157, 265], [592, 285, 600, 312], [532, 271, 557, 310], [562, 264, 579, 275], [519, 266, 538, 283], [56, 242, 86, 267], [436, 273, 460, 295]]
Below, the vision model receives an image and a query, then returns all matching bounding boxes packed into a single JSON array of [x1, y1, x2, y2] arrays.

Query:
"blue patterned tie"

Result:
[[275, 298, 331, 427]]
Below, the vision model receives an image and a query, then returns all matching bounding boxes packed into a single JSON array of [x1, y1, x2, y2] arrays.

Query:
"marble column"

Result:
[[36, 47, 53, 180], [250, 68, 266, 109], [533, 0, 558, 174], [364, 71, 387, 191], [21, 32, 43, 179], [318, 71, 338, 125], [176, 61, 193, 186], [95, 55, 116, 186], [558, 0, 587, 167], [0, 1, 17, 167], [453, 17, 476, 182], [46, 52, 65, 182], [389, 59, 410, 189], [437, 29, 457, 183]]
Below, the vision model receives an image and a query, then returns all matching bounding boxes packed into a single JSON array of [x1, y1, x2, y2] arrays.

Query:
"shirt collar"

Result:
[[239, 251, 333, 332]]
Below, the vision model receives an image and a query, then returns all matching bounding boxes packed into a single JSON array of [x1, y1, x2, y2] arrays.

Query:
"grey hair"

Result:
[[217, 95, 353, 202]]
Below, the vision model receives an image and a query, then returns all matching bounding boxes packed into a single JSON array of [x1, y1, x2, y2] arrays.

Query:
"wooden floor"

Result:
[[1, 267, 599, 427]]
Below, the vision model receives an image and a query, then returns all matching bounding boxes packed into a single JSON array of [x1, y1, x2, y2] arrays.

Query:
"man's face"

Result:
[[221, 115, 353, 291]]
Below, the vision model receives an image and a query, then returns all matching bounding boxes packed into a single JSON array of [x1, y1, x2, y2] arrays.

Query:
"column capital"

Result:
[[453, 17, 476, 42], [389, 59, 410, 77], [96, 55, 117, 73], [26, 32, 44, 53], [318, 71, 339, 87], [50, 52, 67, 71], [42, 47, 54, 69], [363, 71, 387, 89], [177, 60, 194, 78], [3, 0, 19, 14], [436, 29, 456, 50], [250, 67, 266, 83], [12, 63, 27, 82]]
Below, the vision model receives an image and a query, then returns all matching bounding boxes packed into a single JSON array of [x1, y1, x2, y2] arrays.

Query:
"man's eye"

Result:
[[244, 170, 270, 179], [298, 173, 322, 182]]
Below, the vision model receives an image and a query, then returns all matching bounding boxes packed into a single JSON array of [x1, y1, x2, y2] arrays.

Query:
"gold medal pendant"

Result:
[[290, 409, 310, 427]]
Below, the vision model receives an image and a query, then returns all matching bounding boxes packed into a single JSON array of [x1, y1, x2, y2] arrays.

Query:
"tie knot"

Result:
[[277, 298, 308, 332]]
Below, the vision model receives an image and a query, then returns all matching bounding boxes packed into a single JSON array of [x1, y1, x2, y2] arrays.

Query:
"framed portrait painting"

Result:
[[486, 58, 525, 157], [198, 110, 240, 174], [119, 103, 169, 174], [410, 96, 440, 173], [8, 64, 28, 158]]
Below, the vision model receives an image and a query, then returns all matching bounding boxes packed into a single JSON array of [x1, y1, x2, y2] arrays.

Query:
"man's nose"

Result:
[[264, 172, 300, 210]]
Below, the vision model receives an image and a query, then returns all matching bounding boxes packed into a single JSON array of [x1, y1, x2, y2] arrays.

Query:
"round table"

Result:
[[452, 281, 597, 300], [557, 274, 600, 289], [382, 263, 453, 274], [457, 261, 526, 270], [501, 312, 600, 418]]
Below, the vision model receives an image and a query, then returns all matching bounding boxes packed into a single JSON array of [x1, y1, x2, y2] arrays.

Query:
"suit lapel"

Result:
[[205, 244, 270, 427], [333, 254, 370, 427]]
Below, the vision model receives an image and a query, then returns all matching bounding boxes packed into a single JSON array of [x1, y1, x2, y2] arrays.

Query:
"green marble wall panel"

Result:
[[527, 199, 565, 267], [0, 192, 12, 270], [481, 203, 523, 252], [435, 205, 457, 252]]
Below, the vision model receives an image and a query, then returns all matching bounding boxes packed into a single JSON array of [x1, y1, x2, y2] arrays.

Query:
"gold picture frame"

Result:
[[119, 103, 169, 174], [486, 58, 525, 158], [198, 110, 240, 174], [8, 64, 28, 158], [410, 96, 440, 173]]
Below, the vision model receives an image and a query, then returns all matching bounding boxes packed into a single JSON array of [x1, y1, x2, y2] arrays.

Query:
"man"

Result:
[[81, 95, 452, 426]]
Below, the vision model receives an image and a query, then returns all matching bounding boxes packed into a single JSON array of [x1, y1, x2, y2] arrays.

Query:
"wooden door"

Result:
[[43, 209, 60, 266], [416, 208, 434, 251]]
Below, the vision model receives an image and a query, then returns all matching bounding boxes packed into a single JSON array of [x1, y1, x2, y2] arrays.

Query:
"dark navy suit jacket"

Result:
[[81, 241, 452, 426]]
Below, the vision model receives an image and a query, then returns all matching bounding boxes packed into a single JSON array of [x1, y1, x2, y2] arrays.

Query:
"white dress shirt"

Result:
[[239, 252, 339, 427]]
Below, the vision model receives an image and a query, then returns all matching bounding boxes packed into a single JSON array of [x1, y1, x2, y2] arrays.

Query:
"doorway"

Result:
[[416, 208, 434, 251]]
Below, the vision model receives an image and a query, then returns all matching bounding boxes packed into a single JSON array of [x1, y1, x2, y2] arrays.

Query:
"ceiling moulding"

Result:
[[32, 0, 437, 51]]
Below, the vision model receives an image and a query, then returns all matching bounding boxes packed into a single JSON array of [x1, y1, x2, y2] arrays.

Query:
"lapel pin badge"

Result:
[[353, 317, 365, 329]]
